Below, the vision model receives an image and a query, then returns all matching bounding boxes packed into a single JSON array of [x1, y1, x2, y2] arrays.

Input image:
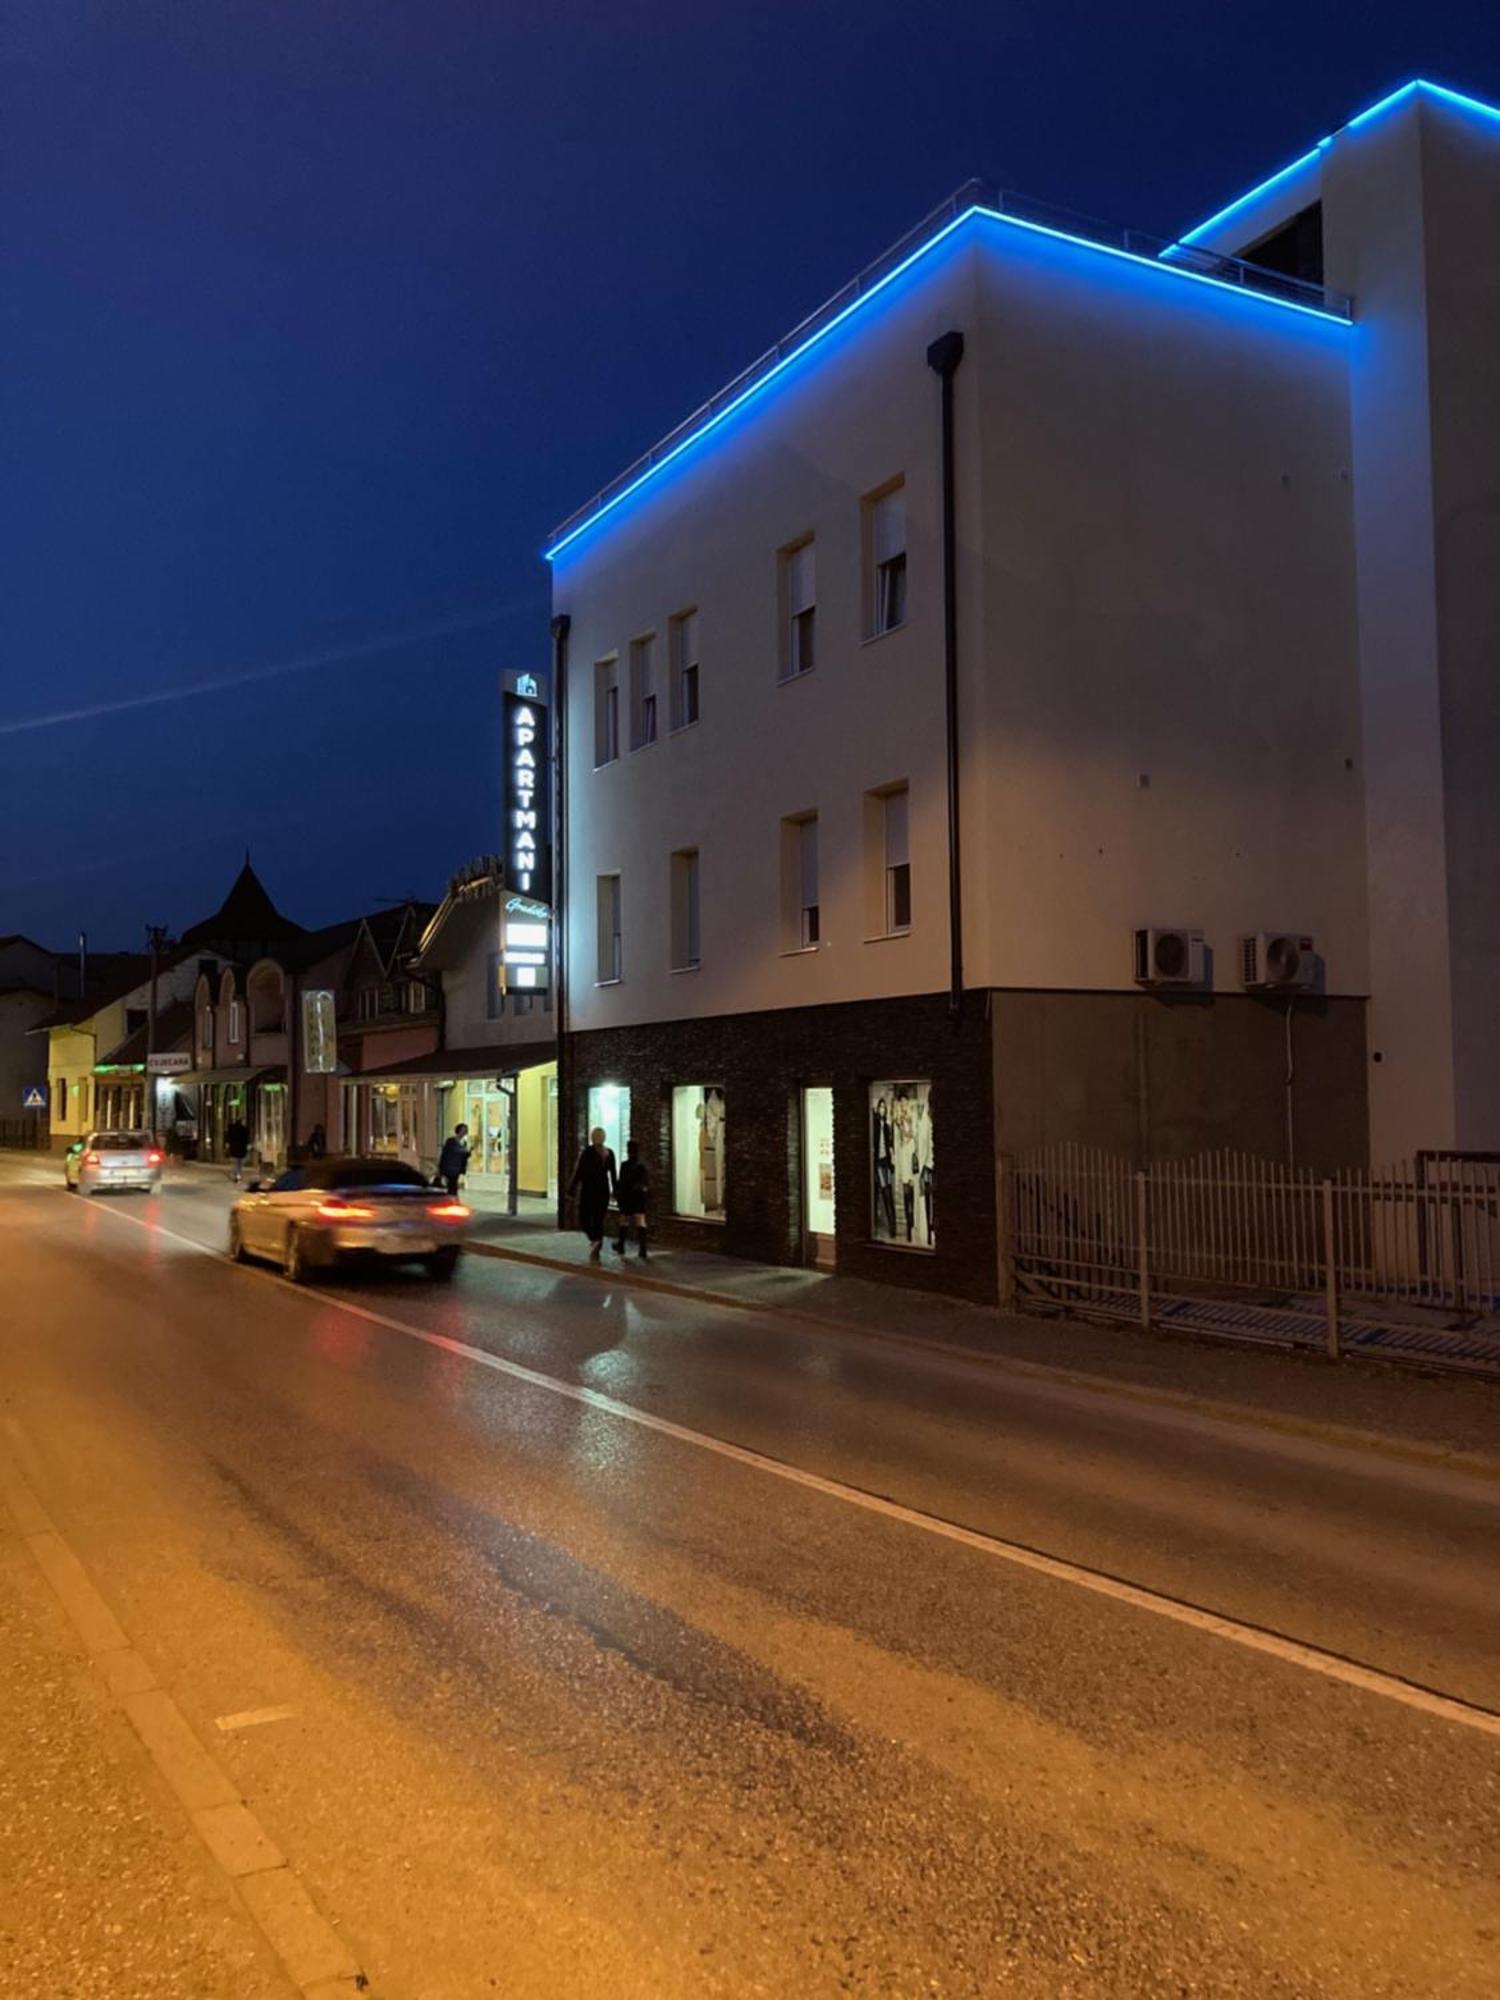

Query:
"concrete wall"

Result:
[[967, 219, 1362, 998]]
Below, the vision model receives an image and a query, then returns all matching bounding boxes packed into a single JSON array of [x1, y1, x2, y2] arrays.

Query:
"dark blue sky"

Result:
[[7, 2, 1498, 949]]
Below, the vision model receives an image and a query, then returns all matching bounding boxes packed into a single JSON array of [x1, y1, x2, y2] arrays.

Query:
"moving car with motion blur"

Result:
[[228, 1156, 471, 1283], [64, 1131, 164, 1195]]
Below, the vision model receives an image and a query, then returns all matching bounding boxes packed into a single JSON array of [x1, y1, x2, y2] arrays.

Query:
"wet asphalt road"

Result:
[[2, 1161, 1498, 1998]]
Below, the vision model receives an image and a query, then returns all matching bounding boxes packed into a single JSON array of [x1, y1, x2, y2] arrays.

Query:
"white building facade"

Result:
[[548, 81, 1500, 1301]]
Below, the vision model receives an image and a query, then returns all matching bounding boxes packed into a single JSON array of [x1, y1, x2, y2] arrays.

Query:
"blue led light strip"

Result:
[[545, 195, 1349, 562], [1179, 77, 1500, 248]]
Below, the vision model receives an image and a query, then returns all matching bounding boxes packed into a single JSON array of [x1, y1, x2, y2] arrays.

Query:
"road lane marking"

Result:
[[82, 1201, 1500, 1743], [216, 1705, 297, 1732]]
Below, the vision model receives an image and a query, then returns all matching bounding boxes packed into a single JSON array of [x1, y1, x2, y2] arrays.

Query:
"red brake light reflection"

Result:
[[428, 1200, 471, 1220], [146, 1151, 163, 1166], [315, 1199, 375, 1221], [84, 1152, 101, 1166]]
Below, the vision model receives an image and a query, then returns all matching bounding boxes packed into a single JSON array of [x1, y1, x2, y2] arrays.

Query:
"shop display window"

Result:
[[672, 1085, 726, 1220], [870, 1080, 933, 1250], [587, 1083, 630, 1164]]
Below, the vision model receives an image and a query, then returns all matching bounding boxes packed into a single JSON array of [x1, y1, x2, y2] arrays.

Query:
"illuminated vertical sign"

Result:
[[503, 679, 551, 905]]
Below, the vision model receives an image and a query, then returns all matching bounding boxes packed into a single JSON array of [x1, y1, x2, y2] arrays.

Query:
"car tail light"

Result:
[[84, 1152, 100, 1166], [315, 1199, 375, 1221], [427, 1201, 471, 1220], [146, 1151, 163, 1166]]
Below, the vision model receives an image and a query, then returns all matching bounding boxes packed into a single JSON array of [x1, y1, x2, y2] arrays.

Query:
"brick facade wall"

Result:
[[564, 991, 1000, 1304]]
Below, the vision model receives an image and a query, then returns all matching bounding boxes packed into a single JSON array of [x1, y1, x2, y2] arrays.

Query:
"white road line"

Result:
[[81, 1200, 1500, 1742], [216, 1705, 297, 1733]]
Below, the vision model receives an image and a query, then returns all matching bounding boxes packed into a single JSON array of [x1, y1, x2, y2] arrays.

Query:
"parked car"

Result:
[[228, 1156, 471, 1283], [65, 1132, 164, 1195]]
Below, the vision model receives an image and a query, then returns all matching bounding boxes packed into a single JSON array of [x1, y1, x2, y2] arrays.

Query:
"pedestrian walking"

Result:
[[437, 1123, 471, 1198], [568, 1126, 617, 1262], [613, 1140, 650, 1259], [225, 1116, 250, 1184], [306, 1122, 327, 1160]]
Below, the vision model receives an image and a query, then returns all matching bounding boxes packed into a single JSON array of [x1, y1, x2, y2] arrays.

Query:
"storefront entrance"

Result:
[[459, 1078, 515, 1201], [801, 1085, 836, 1268]]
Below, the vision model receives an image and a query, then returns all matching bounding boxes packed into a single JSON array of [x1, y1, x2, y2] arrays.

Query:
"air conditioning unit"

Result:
[[1241, 931, 1317, 991], [1133, 927, 1205, 987]]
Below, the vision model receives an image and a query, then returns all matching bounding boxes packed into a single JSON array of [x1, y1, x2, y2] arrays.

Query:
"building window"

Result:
[[865, 480, 907, 636], [594, 657, 620, 766], [672, 1085, 726, 1220], [199, 1004, 215, 1056], [779, 538, 815, 680], [781, 812, 819, 950], [670, 848, 701, 970], [871, 1080, 934, 1249], [228, 1001, 241, 1044], [596, 873, 622, 983], [628, 634, 658, 749], [56, 1077, 67, 1122], [864, 783, 911, 936], [670, 608, 700, 729]]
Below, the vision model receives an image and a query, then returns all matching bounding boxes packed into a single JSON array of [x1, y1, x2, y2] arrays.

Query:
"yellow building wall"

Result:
[[47, 1028, 96, 1142], [516, 1062, 556, 1195]]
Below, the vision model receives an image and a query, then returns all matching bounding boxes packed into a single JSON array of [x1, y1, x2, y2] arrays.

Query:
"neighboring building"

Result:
[[546, 80, 1500, 1301], [0, 937, 79, 1135], [344, 858, 557, 1205]]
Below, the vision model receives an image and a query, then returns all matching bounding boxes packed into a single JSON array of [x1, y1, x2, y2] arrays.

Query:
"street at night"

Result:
[[3, 1157, 1498, 1997]]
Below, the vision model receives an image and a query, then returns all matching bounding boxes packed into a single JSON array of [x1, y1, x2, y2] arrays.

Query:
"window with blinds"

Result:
[[670, 609, 700, 729], [781, 812, 820, 951], [865, 480, 906, 636], [780, 538, 816, 679], [594, 658, 620, 766], [883, 786, 910, 934], [629, 634, 658, 749]]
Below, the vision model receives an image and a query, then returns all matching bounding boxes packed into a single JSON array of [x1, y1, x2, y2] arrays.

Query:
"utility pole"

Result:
[[145, 925, 173, 1140]]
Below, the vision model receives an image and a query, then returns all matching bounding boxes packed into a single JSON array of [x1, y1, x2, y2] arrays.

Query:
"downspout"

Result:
[[551, 612, 571, 1228], [927, 330, 966, 1020]]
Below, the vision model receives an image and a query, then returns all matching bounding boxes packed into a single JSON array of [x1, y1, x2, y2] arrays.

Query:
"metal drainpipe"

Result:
[[551, 612, 572, 1228], [926, 330, 966, 1020]]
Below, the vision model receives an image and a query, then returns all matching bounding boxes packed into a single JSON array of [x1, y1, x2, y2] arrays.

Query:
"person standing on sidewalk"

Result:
[[613, 1141, 650, 1259], [568, 1127, 617, 1262], [437, 1124, 471, 1198], [225, 1116, 250, 1184]]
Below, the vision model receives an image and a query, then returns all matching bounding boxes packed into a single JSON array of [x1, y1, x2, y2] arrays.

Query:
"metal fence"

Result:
[[0, 1116, 47, 1151], [1004, 1145, 1500, 1354]]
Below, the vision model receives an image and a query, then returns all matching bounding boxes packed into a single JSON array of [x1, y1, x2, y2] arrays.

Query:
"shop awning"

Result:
[[351, 1039, 555, 1084], [178, 1064, 288, 1087]]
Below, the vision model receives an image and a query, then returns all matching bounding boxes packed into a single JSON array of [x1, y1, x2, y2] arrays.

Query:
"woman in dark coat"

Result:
[[568, 1126, 617, 1261]]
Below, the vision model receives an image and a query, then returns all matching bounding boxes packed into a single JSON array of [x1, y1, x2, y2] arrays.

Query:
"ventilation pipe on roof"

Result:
[[926, 329, 966, 1020]]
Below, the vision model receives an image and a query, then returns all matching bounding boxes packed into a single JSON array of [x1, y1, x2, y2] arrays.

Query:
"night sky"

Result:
[[7, 2, 1498, 950]]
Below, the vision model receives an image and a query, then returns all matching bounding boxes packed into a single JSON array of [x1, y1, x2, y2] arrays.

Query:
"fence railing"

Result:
[[1005, 1145, 1500, 1354], [0, 1115, 47, 1151]]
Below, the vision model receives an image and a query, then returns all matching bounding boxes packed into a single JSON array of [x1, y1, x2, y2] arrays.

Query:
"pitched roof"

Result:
[[180, 860, 304, 953]]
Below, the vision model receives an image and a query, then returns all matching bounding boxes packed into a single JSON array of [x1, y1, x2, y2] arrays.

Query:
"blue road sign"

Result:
[[21, 1084, 48, 1110]]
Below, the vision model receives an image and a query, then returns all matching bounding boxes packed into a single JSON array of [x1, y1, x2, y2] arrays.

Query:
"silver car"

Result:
[[65, 1131, 164, 1195], [229, 1156, 471, 1283]]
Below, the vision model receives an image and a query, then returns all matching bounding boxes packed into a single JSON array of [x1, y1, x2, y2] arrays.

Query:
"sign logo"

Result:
[[502, 685, 551, 906], [301, 990, 337, 1074], [515, 672, 540, 698], [21, 1083, 47, 1110]]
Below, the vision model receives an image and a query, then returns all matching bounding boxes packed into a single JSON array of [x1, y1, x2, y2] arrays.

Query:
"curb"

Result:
[[464, 1238, 1500, 1483]]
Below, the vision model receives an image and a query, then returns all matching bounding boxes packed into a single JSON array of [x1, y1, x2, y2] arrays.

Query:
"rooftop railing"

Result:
[[545, 178, 1353, 557]]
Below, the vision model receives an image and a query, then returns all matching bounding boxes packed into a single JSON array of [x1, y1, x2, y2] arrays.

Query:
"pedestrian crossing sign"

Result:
[[22, 1084, 48, 1110]]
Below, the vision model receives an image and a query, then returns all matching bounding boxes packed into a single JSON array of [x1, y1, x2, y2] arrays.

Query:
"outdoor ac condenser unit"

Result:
[[1133, 926, 1205, 987], [1241, 932, 1317, 991]]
